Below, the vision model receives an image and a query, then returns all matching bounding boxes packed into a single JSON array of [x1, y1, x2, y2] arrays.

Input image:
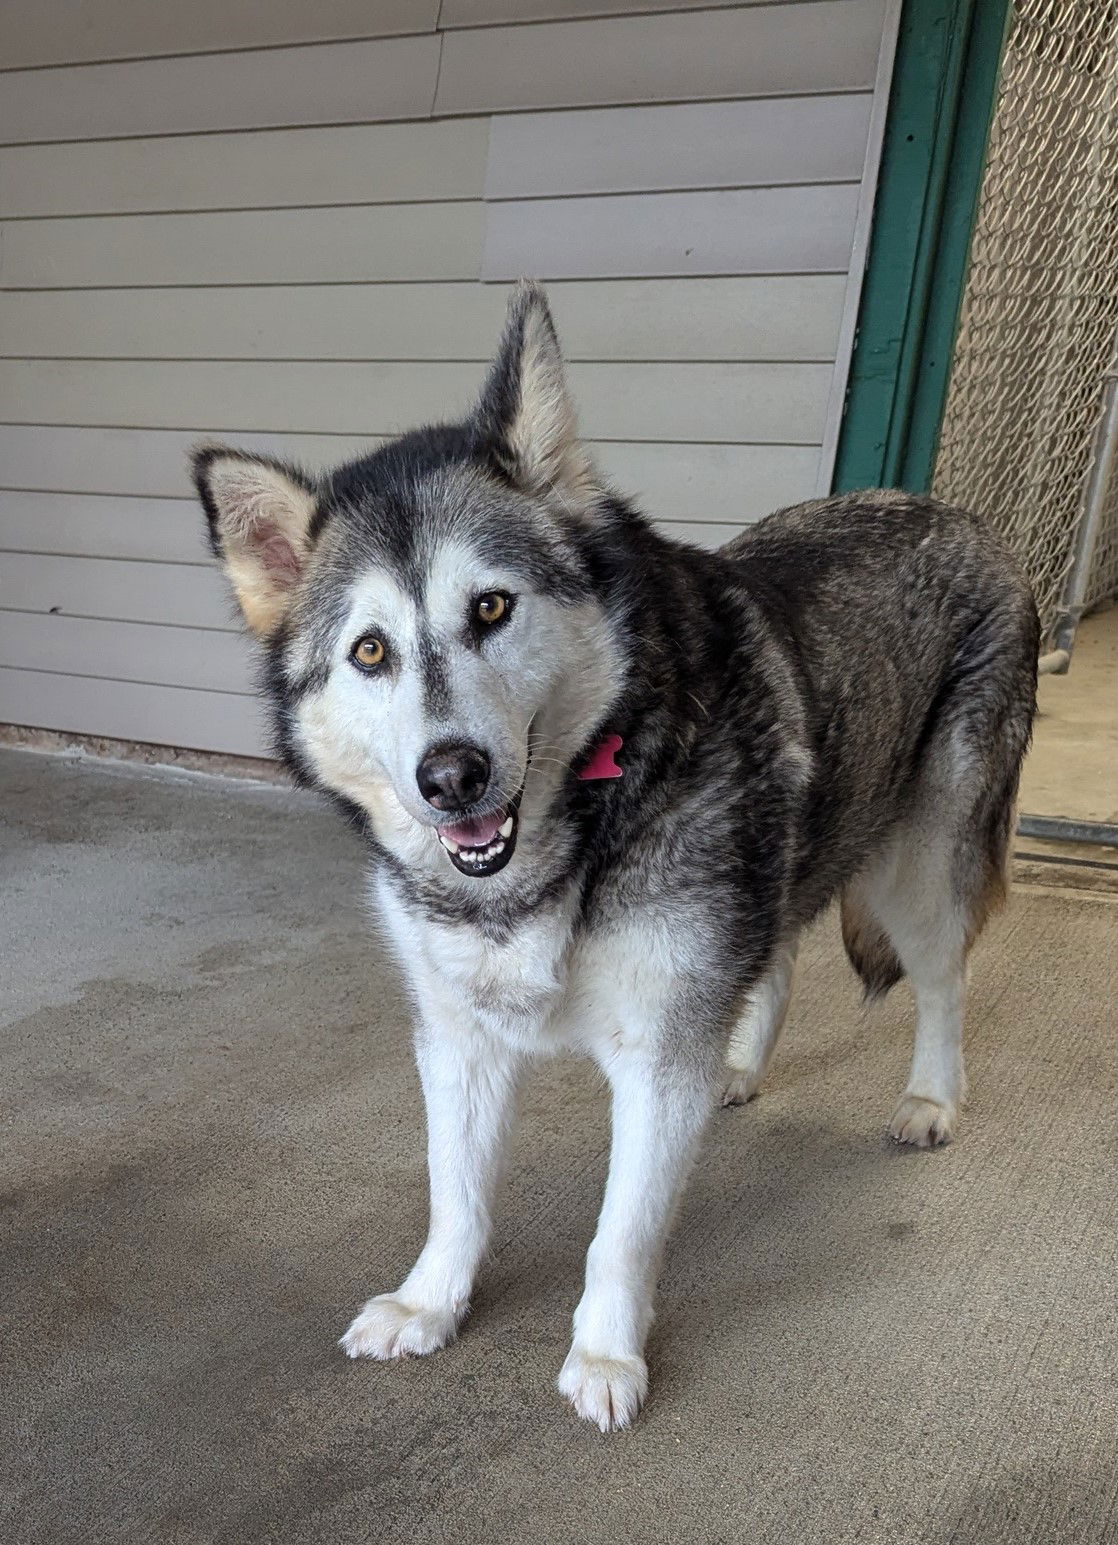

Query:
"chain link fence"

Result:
[[933, 0, 1118, 645]]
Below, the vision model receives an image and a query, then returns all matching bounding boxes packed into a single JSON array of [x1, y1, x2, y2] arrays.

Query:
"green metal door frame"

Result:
[[832, 0, 1011, 493]]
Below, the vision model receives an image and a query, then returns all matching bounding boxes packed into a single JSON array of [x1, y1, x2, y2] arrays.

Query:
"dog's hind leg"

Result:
[[847, 828, 969, 1148], [875, 594, 1033, 1146], [855, 753, 1016, 1149], [885, 915, 968, 1150], [721, 938, 798, 1106]]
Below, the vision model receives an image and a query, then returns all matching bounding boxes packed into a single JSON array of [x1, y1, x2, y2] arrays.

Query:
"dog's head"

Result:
[[192, 283, 628, 882]]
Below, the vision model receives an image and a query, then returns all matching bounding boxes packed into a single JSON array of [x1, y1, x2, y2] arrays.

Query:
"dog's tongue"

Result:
[[438, 809, 505, 848]]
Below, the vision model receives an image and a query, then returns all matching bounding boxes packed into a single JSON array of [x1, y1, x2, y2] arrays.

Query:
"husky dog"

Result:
[[192, 284, 1038, 1431]]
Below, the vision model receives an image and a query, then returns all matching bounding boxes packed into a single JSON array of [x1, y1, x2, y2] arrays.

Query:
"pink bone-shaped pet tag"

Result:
[[577, 733, 624, 780]]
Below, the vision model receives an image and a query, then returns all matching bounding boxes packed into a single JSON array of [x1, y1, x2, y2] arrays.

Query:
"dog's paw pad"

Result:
[[340, 1294, 458, 1360], [557, 1347, 648, 1432], [888, 1095, 955, 1149], [721, 1066, 763, 1107]]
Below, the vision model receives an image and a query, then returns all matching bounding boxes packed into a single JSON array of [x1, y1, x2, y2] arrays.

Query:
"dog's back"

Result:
[[719, 490, 1038, 932]]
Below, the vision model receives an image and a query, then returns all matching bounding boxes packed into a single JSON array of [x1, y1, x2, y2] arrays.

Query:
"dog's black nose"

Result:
[[416, 743, 491, 811]]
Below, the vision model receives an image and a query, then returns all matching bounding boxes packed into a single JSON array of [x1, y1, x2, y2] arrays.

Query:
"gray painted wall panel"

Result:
[[0, 1, 895, 755], [654, 520, 753, 550], [594, 442, 819, 523], [0, 612, 254, 695], [1, 1, 882, 144], [0, 34, 441, 144], [4, 553, 235, 632], [483, 185, 860, 280], [0, 1, 437, 69], [0, 205, 485, 288], [5, 184, 860, 289], [0, 491, 211, 563], [0, 430, 819, 525], [0, 360, 477, 434], [0, 120, 491, 218], [0, 426, 386, 498], [0, 94, 871, 217], [0, 361, 832, 443], [0, 278, 846, 362], [436, 1, 886, 113], [484, 95, 873, 198], [442, 1, 759, 24], [0, 668, 269, 755]]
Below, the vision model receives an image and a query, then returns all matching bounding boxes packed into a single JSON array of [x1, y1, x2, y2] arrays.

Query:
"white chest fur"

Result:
[[373, 870, 583, 1054]]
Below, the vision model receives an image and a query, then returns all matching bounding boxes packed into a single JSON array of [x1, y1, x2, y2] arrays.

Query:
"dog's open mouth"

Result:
[[436, 796, 520, 878]]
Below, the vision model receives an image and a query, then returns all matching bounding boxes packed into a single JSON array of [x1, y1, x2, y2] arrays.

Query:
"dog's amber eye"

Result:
[[476, 592, 507, 626], [351, 636, 385, 669]]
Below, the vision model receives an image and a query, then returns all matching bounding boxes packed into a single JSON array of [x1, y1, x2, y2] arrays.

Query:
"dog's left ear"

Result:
[[191, 446, 319, 638], [474, 281, 597, 509]]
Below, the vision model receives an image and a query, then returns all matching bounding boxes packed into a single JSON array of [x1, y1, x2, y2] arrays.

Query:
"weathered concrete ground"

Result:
[[1021, 604, 1118, 826], [3, 746, 1116, 1545]]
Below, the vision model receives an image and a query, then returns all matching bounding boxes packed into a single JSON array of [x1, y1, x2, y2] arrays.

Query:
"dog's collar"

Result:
[[577, 733, 624, 781]]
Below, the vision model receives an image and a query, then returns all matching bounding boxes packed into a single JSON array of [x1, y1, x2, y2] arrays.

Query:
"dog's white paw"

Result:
[[340, 1293, 460, 1360], [721, 1064, 764, 1107], [889, 1095, 956, 1148], [558, 1346, 648, 1432]]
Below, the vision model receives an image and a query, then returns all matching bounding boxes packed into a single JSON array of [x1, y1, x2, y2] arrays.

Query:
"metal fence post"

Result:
[[1037, 371, 1118, 675]]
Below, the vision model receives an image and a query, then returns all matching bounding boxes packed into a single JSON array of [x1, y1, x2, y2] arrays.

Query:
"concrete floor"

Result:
[[3, 747, 1118, 1545], [1020, 606, 1118, 826]]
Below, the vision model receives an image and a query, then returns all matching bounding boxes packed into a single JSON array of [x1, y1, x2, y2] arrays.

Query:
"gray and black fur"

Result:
[[192, 282, 1039, 1430]]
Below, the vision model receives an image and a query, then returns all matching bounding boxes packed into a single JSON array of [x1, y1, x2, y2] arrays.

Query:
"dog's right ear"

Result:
[[191, 446, 318, 638], [473, 281, 597, 510]]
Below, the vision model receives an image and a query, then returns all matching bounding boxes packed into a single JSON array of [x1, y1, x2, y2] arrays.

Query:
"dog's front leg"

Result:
[[558, 1040, 716, 1431], [341, 1022, 522, 1361]]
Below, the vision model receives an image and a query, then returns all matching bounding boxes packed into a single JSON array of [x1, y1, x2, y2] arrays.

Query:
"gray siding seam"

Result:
[[0, 661, 254, 695], [1, 179, 863, 222], [0, 87, 876, 152], [0, 273, 850, 294], [0, 2, 855, 76]]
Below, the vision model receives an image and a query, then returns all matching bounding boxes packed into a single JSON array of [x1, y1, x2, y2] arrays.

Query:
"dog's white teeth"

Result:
[[445, 834, 507, 866], [499, 817, 514, 838]]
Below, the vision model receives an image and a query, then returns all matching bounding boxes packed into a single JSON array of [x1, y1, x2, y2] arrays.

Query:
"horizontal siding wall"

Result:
[[0, 432, 817, 523], [0, 278, 847, 360], [433, 3, 885, 111], [0, 0, 895, 756], [0, 2, 440, 69], [0, 361, 834, 440]]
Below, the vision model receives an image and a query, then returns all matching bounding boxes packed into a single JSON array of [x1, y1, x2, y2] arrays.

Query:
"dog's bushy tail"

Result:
[[840, 890, 904, 1001]]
